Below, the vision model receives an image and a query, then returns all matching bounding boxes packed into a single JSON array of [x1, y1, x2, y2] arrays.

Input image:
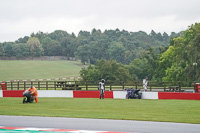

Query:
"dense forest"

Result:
[[1, 23, 199, 82], [0, 28, 179, 65], [80, 23, 200, 83]]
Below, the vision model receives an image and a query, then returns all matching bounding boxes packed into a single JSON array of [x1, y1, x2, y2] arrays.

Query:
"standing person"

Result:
[[143, 76, 148, 92], [99, 79, 105, 99], [27, 85, 38, 103]]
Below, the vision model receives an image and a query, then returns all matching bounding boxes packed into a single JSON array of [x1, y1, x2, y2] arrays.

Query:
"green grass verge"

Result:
[[0, 97, 200, 124], [0, 60, 85, 81]]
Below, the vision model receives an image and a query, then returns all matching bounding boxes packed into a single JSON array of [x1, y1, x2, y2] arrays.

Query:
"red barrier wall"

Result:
[[73, 91, 113, 98], [2, 90, 200, 100], [158, 92, 200, 100], [3, 90, 25, 97]]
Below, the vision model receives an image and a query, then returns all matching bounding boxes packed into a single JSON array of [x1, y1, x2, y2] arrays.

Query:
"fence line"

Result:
[[0, 81, 195, 92], [0, 76, 81, 83]]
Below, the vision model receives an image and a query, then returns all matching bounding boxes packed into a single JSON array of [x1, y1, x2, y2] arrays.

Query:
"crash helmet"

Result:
[[101, 79, 105, 83]]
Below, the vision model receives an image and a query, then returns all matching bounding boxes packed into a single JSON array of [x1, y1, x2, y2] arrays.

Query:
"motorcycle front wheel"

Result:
[[23, 97, 26, 104]]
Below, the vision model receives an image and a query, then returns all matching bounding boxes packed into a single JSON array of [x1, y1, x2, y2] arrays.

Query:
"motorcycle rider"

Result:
[[27, 85, 38, 103], [99, 79, 105, 99], [143, 76, 148, 92]]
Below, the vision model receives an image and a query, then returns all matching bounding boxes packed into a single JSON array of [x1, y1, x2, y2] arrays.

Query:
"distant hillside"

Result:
[[0, 60, 85, 81]]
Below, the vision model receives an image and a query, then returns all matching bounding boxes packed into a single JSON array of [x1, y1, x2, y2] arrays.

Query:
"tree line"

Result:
[[2, 25, 196, 83], [0, 29, 178, 65], [80, 23, 200, 83]]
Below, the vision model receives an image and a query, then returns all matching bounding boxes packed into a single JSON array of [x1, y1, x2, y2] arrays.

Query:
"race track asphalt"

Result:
[[0, 115, 200, 133]]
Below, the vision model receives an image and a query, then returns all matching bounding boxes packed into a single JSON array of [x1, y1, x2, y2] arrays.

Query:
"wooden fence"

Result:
[[0, 81, 195, 92]]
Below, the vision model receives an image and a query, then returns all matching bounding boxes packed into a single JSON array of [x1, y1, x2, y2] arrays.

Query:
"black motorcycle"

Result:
[[126, 88, 142, 99], [23, 90, 33, 104]]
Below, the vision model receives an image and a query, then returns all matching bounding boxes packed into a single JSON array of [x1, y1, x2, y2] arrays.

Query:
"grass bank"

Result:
[[0, 98, 200, 124], [0, 60, 85, 81]]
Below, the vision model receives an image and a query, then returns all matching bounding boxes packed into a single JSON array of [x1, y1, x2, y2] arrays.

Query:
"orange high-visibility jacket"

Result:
[[28, 86, 38, 96]]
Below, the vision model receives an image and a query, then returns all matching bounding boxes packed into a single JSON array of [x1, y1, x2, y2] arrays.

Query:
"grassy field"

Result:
[[0, 60, 85, 81], [0, 97, 200, 124]]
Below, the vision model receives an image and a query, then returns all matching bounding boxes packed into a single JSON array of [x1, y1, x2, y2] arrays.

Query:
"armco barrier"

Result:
[[73, 91, 113, 98], [158, 92, 200, 100]]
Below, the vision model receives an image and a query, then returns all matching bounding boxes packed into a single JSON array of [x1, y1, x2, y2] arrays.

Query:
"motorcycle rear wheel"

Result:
[[126, 94, 131, 99]]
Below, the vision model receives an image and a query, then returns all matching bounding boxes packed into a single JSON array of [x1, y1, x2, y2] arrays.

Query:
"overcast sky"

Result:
[[0, 0, 200, 42]]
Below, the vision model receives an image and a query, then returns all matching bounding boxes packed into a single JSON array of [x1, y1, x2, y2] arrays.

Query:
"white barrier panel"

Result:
[[38, 90, 73, 98], [113, 91, 127, 99], [0, 90, 2, 97], [141, 92, 158, 99]]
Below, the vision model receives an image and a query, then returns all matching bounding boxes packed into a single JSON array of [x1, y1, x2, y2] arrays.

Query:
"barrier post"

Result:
[[149, 82, 152, 91], [11, 82, 13, 90], [194, 83, 200, 93], [17, 81, 19, 90], [46, 81, 48, 90], [24, 82, 26, 90], [164, 82, 166, 91], [86, 82, 88, 90], [136, 82, 138, 89], [38, 81, 40, 90], [1, 82, 7, 90], [75, 81, 77, 90], [54, 81, 56, 90], [122, 81, 124, 90], [65, 81, 67, 89], [179, 82, 182, 92]]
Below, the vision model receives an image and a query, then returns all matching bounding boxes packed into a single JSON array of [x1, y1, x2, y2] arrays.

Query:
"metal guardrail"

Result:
[[0, 81, 195, 92]]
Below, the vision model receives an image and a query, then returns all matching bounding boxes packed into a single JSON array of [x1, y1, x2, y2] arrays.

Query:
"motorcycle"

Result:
[[126, 88, 142, 99], [23, 90, 33, 104]]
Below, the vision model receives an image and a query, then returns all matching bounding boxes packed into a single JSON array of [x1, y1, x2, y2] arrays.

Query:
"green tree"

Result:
[[49, 30, 70, 41], [163, 32, 169, 42], [76, 44, 90, 65], [15, 36, 29, 43], [0, 43, 5, 56], [48, 40, 61, 56], [4, 42, 15, 56], [12, 43, 22, 58], [129, 58, 148, 80], [41, 37, 52, 56], [19, 43, 30, 56], [27, 37, 43, 57], [108, 42, 126, 63], [80, 59, 131, 83], [161, 23, 200, 82], [61, 36, 77, 58]]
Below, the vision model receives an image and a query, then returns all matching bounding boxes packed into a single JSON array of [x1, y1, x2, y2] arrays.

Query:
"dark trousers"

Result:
[[100, 89, 104, 99]]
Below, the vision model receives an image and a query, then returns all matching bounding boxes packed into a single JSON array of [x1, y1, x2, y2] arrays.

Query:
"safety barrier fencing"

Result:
[[0, 80, 196, 92], [1, 90, 200, 100]]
